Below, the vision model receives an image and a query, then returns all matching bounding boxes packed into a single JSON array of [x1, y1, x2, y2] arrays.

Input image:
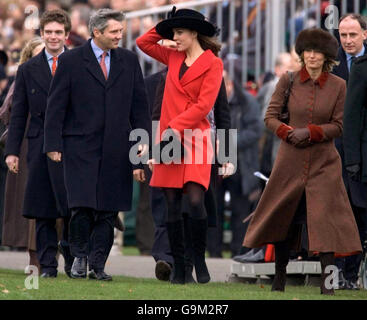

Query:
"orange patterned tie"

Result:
[[51, 56, 58, 76], [100, 52, 108, 80]]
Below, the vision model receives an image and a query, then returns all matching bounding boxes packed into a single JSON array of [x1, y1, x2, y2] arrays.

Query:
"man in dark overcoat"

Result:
[[4, 10, 73, 278], [44, 9, 151, 281], [333, 13, 367, 290]]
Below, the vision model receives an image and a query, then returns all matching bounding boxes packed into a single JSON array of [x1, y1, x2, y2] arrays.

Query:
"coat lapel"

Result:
[[339, 49, 349, 82], [106, 49, 124, 90], [180, 50, 216, 87], [168, 52, 187, 96], [83, 40, 107, 87], [29, 49, 52, 94]]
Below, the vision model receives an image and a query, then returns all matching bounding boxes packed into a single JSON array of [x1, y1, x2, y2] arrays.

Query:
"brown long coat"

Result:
[[244, 68, 362, 255], [0, 82, 32, 249]]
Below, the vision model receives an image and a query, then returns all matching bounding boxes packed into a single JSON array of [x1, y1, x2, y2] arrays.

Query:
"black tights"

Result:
[[163, 182, 207, 222]]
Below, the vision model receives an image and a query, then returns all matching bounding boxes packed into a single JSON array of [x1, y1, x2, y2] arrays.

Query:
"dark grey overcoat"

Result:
[[343, 55, 367, 185], [44, 40, 151, 211], [4, 49, 68, 219]]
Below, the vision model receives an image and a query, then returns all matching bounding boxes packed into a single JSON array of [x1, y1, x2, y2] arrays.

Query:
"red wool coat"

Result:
[[136, 28, 223, 190]]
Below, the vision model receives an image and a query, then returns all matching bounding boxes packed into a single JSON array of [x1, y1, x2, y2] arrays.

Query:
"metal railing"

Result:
[[125, 0, 366, 84]]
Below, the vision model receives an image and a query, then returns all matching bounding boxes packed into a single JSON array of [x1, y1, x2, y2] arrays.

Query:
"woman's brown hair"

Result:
[[197, 33, 221, 57], [299, 52, 339, 73]]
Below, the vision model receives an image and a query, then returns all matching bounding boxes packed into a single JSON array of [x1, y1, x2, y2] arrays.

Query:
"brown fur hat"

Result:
[[295, 28, 339, 59]]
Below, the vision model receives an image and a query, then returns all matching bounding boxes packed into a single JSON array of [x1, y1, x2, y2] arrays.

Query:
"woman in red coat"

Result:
[[136, 7, 223, 284]]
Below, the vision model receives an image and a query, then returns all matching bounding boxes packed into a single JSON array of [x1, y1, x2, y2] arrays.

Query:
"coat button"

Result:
[[31, 89, 35, 94]]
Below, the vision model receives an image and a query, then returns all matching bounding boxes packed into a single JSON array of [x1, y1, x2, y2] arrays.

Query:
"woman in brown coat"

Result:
[[243, 28, 362, 295], [0, 37, 45, 271]]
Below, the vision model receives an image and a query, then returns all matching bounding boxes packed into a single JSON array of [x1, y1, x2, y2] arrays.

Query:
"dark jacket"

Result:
[[332, 44, 367, 208], [44, 40, 151, 211], [229, 82, 263, 196], [343, 54, 367, 185], [4, 49, 68, 219]]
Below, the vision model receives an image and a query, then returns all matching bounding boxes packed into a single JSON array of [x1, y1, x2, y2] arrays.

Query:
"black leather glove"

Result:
[[346, 164, 361, 181]]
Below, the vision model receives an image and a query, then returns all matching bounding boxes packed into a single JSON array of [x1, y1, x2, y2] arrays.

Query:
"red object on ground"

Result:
[[264, 244, 275, 262]]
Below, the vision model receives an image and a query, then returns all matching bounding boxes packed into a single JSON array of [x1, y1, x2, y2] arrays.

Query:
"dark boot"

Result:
[[166, 220, 185, 284], [320, 252, 335, 295], [58, 241, 74, 278], [184, 264, 196, 284], [189, 218, 210, 284], [183, 215, 196, 284], [271, 241, 290, 292]]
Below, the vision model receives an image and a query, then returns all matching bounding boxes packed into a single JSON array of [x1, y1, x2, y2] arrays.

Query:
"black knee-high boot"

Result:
[[189, 218, 210, 283], [184, 216, 196, 284], [320, 252, 335, 295], [166, 220, 185, 284], [272, 240, 290, 292]]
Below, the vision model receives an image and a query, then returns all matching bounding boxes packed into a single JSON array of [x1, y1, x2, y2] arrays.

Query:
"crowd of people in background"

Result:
[[0, 0, 366, 293]]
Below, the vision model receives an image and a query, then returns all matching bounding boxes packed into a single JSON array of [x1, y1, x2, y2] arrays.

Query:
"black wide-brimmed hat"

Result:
[[156, 6, 219, 40], [295, 28, 339, 59]]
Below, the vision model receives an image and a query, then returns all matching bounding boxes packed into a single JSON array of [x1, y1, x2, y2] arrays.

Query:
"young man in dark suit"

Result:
[[333, 13, 367, 290], [5, 10, 73, 278], [44, 9, 150, 281]]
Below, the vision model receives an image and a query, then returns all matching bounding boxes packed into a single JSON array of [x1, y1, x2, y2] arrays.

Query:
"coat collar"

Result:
[[168, 49, 217, 98], [28, 48, 53, 94], [299, 66, 329, 88], [83, 39, 124, 89], [28, 47, 69, 94], [180, 49, 217, 86]]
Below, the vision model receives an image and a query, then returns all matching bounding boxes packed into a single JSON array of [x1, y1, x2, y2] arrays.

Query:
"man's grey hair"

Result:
[[274, 52, 291, 68], [88, 9, 125, 37]]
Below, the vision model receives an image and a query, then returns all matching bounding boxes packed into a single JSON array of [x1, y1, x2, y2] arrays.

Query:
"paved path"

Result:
[[0, 247, 234, 283]]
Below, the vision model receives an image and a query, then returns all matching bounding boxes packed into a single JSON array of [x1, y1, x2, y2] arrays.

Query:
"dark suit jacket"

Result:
[[332, 44, 367, 208], [44, 40, 151, 211], [4, 49, 68, 219]]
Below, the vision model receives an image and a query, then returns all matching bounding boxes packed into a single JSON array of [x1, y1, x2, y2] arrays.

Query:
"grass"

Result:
[[121, 246, 140, 256], [0, 268, 366, 300]]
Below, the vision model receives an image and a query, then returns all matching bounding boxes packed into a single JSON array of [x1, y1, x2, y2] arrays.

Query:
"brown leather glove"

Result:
[[287, 128, 310, 146]]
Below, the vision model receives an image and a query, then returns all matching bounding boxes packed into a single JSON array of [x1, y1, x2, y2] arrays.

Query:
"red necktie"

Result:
[[51, 56, 58, 76], [100, 52, 108, 80]]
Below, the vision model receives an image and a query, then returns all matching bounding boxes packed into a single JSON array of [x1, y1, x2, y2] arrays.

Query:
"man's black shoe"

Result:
[[88, 270, 112, 281], [155, 260, 172, 281], [70, 257, 87, 279], [58, 241, 74, 278], [40, 272, 57, 278]]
